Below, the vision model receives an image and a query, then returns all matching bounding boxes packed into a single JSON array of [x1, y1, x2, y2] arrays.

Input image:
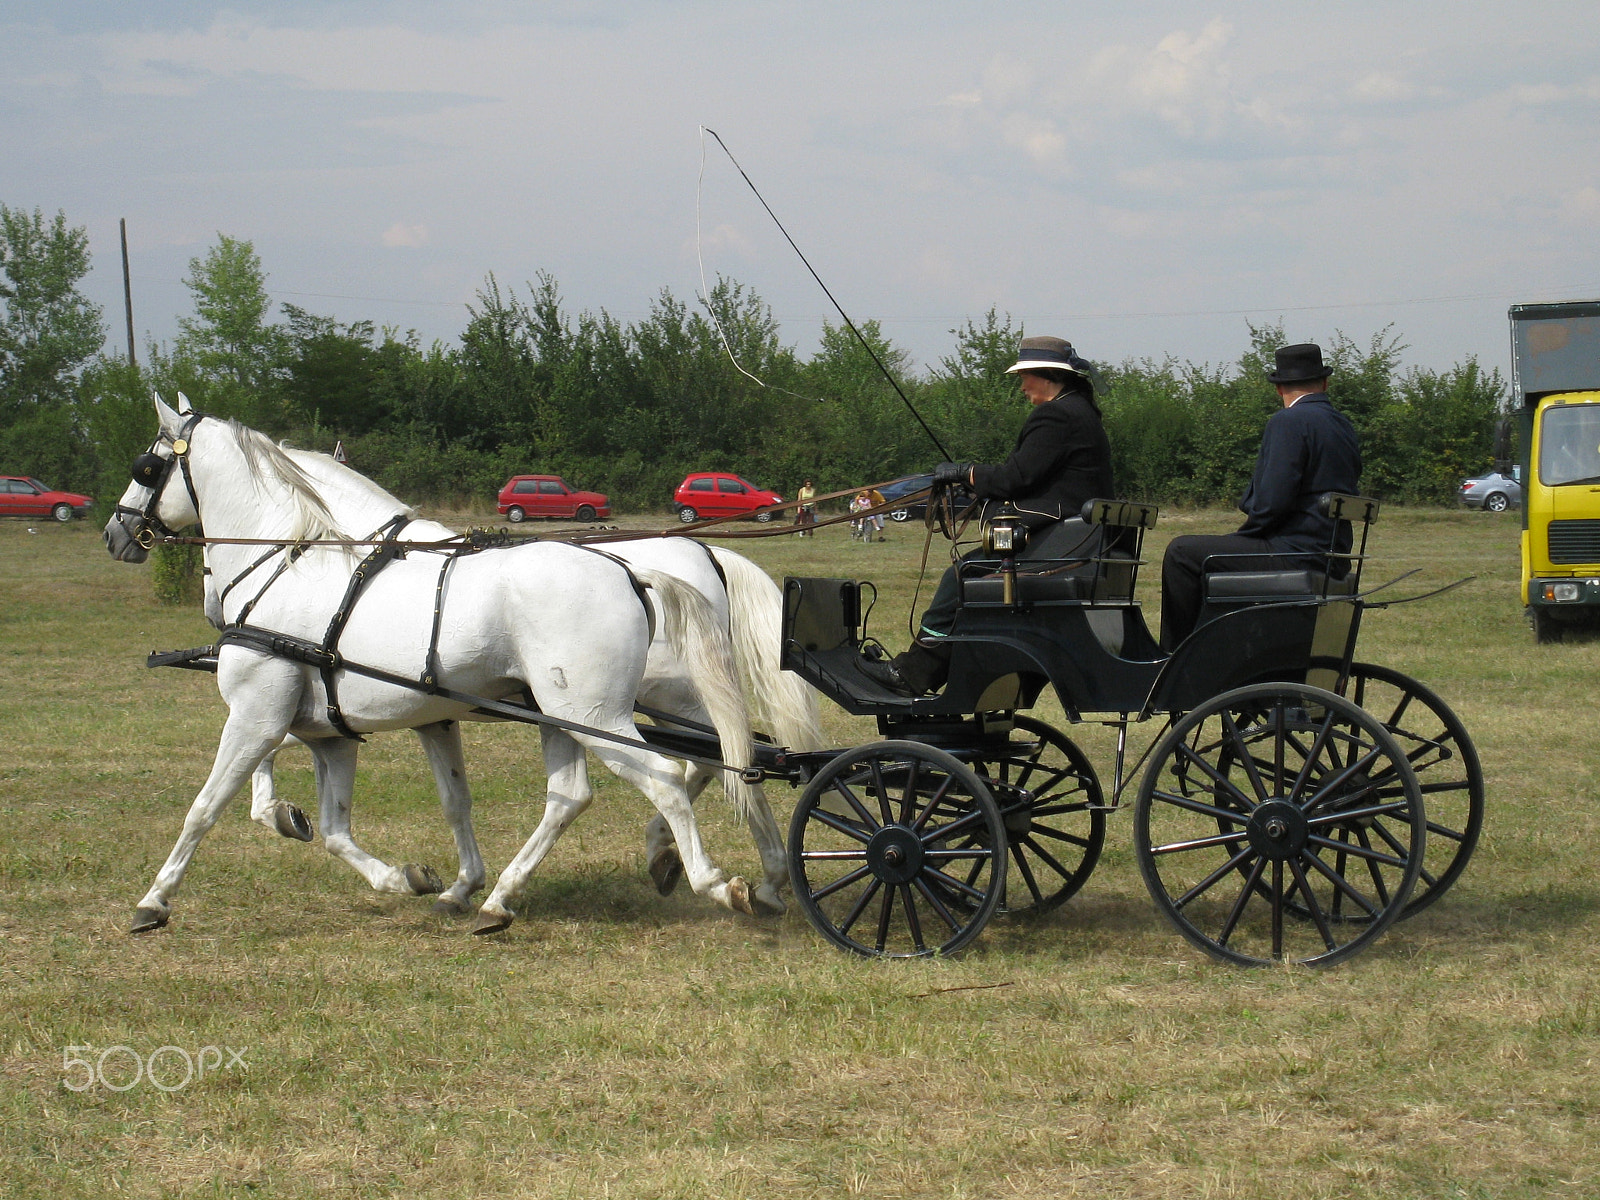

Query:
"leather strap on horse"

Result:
[[316, 514, 411, 739]]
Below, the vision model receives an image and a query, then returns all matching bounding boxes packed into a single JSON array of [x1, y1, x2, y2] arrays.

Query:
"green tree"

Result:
[[0, 205, 105, 487], [173, 234, 284, 427], [0, 205, 104, 419], [279, 304, 388, 435]]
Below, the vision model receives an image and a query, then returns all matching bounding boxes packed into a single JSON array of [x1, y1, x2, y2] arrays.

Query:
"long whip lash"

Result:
[[700, 126, 955, 462]]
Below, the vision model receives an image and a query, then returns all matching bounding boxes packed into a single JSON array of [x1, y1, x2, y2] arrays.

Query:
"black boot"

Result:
[[858, 640, 950, 697]]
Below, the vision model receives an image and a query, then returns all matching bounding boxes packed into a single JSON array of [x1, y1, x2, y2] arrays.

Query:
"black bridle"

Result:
[[117, 411, 207, 546]]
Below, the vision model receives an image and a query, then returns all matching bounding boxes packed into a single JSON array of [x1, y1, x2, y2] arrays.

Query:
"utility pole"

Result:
[[120, 218, 137, 365]]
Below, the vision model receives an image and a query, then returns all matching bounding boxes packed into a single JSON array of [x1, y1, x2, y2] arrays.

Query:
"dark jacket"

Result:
[[1236, 392, 1361, 558], [970, 387, 1114, 530]]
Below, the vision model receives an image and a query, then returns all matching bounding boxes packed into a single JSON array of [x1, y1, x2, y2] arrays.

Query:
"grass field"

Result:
[[2, 505, 1597, 1198]]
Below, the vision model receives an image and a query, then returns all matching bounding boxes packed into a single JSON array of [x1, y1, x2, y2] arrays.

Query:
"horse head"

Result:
[[103, 393, 202, 563]]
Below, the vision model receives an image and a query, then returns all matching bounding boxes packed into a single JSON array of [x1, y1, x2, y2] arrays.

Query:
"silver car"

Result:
[[1458, 470, 1521, 512]]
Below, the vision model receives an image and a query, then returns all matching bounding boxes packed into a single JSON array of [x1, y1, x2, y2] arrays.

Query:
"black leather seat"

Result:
[[961, 519, 1136, 605], [1203, 569, 1356, 602]]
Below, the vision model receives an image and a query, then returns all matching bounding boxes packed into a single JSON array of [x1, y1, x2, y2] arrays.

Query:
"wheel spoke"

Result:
[[912, 875, 965, 933], [1010, 843, 1046, 905], [900, 885, 927, 952], [808, 863, 874, 902], [1307, 832, 1411, 869], [1216, 855, 1266, 946], [802, 808, 875, 844], [874, 883, 897, 953], [1171, 845, 1258, 910], [836, 877, 882, 937], [1301, 847, 1383, 918], [1289, 856, 1339, 951], [1149, 786, 1255, 825]]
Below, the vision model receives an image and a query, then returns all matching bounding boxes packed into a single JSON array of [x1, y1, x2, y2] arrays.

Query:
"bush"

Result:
[[150, 541, 203, 606]]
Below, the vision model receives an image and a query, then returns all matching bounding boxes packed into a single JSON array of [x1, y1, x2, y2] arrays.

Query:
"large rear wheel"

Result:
[[1339, 663, 1481, 919], [787, 741, 1007, 958], [1134, 683, 1424, 967]]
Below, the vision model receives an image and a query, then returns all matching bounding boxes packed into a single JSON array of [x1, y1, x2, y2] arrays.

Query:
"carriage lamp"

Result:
[[984, 521, 1027, 605], [984, 520, 1027, 555]]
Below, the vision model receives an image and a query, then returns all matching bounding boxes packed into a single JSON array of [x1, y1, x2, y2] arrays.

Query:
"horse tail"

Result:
[[631, 568, 757, 819], [709, 546, 825, 752]]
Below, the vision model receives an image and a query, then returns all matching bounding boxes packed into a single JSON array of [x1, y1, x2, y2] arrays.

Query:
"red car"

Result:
[[0, 476, 93, 522], [496, 475, 610, 522], [673, 472, 783, 523]]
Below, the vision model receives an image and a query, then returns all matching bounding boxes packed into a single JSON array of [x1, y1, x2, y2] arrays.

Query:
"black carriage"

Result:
[[767, 494, 1482, 966]]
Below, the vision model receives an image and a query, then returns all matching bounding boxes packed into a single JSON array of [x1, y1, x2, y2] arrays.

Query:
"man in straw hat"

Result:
[[861, 335, 1113, 696], [1158, 342, 1361, 650]]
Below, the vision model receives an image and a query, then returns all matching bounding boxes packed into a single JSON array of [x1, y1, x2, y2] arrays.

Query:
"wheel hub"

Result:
[[866, 825, 925, 884], [1246, 799, 1309, 860]]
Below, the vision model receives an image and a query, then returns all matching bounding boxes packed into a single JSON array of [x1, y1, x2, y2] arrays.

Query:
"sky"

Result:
[[3, 1, 1599, 380]]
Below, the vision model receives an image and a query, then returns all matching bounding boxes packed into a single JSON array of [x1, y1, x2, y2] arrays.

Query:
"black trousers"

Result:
[[1159, 533, 1292, 651]]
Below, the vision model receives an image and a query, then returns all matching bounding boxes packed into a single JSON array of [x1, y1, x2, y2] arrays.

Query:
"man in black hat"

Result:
[[1158, 342, 1361, 650], [861, 334, 1114, 695]]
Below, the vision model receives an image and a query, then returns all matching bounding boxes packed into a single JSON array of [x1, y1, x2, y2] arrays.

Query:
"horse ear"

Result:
[[153, 392, 181, 432], [176, 392, 193, 415]]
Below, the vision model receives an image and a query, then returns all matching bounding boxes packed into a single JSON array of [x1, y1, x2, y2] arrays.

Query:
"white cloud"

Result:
[[381, 222, 428, 248]]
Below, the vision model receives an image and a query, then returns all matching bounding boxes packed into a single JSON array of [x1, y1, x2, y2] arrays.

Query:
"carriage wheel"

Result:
[[1134, 683, 1424, 967], [1340, 663, 1482, 919], [787, 741, 1007, 958], [966, 715, 1106, 916]]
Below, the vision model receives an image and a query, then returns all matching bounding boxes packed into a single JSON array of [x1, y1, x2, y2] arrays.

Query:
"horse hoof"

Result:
[[649, 847, 684, 896], [431, 895, 472, 917], [404, 863, 445, 895], [752, 886, 787, 917], [471, 909, 514, 936], [130, 907, 169, 933], [273, 803, 315, 842], [727, 876, 756, 917]]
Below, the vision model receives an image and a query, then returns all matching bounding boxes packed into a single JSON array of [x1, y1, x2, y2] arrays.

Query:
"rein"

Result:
[[148, 477, 931, 553]]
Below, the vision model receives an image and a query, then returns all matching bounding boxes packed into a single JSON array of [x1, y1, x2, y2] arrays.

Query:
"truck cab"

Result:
[[1511, 301, 1600, 641]]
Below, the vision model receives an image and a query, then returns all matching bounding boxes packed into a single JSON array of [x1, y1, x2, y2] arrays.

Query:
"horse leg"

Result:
[[644, 764, 786, 915], [132, 711, 292, 932], [732, 774, 789, 916], [414, 720, 484, 916], [642, 764, 702, 897], [308, 737, 443, 897], [473, 727, 593, 934], [247, 736, 315, 842], [585, 736, 755, 918]]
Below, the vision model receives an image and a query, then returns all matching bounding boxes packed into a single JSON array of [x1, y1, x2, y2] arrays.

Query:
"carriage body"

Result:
[[777, 494, 1483, 965]]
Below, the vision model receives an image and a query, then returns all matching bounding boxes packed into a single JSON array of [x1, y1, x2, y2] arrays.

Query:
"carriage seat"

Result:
[[1203, 568, 1356, 602], [960, 518, 1137, 606]]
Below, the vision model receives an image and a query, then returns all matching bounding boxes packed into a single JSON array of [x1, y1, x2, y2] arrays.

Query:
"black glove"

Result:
[[933, 462, 971, 488]]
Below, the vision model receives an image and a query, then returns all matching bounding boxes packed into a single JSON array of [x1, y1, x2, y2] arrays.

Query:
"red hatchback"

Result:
[[673, 472, 783, 523], [497, 475, 610, 522], [0, 476, 93, 522]]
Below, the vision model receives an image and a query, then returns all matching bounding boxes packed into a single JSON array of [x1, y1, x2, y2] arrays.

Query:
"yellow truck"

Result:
[[1512, 300, 1600, 642]]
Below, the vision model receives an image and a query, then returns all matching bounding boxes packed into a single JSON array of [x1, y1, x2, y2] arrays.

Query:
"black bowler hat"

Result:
[[1267, 343, 1332, 384]]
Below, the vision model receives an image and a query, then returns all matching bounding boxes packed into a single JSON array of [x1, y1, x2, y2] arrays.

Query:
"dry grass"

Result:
[[1, 506, 1597, 1198]]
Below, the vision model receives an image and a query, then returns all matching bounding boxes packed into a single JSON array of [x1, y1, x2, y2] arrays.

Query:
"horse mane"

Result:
[[227, 421, 352, 543]]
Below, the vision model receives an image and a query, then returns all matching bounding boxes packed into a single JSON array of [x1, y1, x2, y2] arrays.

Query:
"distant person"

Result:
[[1158, 342, 1362, 650], [861, 335, 1113, 695], [850, 489, 873, 541], [867, 487, 886, 541], [795, 479, 817, 536]]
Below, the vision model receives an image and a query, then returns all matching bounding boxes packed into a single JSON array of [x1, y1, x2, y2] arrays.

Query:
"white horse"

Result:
[[104, 395, 767, 934], [215, 442, 823, 916]]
